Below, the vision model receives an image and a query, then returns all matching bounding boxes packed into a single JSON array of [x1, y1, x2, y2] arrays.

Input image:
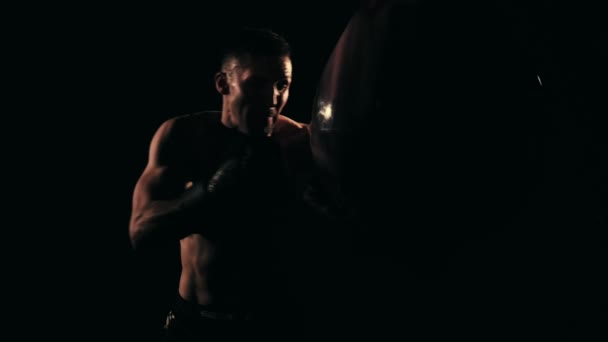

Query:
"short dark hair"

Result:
[[219, 27, 291, 69]]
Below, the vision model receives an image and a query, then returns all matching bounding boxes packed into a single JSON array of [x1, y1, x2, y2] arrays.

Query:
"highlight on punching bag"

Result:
[[309, 0, 545, 234]]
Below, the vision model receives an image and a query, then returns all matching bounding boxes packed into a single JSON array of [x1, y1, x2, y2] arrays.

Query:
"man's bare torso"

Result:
[[170, 111, 311, 313]]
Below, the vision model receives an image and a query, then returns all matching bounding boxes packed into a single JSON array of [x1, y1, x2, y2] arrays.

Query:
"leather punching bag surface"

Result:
[[309, 0, 544, 237], [302, 1, 550, 330]]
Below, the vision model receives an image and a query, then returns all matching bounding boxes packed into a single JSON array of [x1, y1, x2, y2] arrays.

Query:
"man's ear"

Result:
[[215, 72, 229, 95]]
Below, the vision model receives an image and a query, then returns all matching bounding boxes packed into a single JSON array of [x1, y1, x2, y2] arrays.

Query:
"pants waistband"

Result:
[[173, 294, 254, 321]]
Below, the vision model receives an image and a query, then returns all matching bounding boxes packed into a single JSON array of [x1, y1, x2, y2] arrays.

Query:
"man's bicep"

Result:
[[134, 165, 187, 203], [133, 118, 190, 205]]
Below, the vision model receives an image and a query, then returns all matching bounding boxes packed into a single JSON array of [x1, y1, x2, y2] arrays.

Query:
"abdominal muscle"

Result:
[[178, 234, 215, 306], [177, 233, 261, 313]]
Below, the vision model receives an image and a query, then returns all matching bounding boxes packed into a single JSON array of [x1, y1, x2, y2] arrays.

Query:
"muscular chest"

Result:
[[189, 138, 291, 184]]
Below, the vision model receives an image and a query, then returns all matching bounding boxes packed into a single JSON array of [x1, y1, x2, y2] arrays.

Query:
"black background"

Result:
[[16, 0, 605, 340]]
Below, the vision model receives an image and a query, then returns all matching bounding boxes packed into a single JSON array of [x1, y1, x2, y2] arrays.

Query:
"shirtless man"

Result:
[[129, 28, 311, 338]]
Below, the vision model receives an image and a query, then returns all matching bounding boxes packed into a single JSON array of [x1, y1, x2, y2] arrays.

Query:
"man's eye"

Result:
[[277, 81, 289, 91]]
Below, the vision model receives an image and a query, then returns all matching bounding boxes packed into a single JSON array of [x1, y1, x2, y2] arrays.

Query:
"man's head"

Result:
[[215, 28, 292, 137]]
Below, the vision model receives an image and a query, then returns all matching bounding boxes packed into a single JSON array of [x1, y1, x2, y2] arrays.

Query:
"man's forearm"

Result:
[[130, 202, 193, 249], [130, 185, 206, 251]]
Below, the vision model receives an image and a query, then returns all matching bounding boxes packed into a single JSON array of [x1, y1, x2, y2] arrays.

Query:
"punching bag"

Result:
[[299, 1, 551, 332], [308, 0, 544, 254]]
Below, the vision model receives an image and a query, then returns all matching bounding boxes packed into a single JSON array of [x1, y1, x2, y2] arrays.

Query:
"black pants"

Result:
[[163, 295, 253, 342]]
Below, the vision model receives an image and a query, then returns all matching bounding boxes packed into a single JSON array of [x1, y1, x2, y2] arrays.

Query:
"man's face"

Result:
[[223, 54, 292, 136]]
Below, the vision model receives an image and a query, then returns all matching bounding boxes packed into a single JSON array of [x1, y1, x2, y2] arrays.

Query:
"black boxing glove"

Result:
[[216, 138, 283, 193], [206, 157, 245, 195], [181, 137, 287, 237], [191, 153, 251, 202], [177, 158, 247, 240]]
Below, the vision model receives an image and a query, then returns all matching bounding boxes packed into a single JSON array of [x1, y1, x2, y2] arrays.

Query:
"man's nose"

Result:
[[260, 86, 280, 107]]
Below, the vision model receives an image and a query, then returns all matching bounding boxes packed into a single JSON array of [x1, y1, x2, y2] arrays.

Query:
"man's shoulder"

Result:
[[159, 111, 222, 137], [151, 111, 223, 150], [274, 115, 310, 143], [169, 110, 221, 128], [152, 111, 225, 166], [276, 114, 308, 129]]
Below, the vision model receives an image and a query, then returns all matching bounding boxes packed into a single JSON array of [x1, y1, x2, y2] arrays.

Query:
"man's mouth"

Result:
[[247, 107, 277, 136]]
